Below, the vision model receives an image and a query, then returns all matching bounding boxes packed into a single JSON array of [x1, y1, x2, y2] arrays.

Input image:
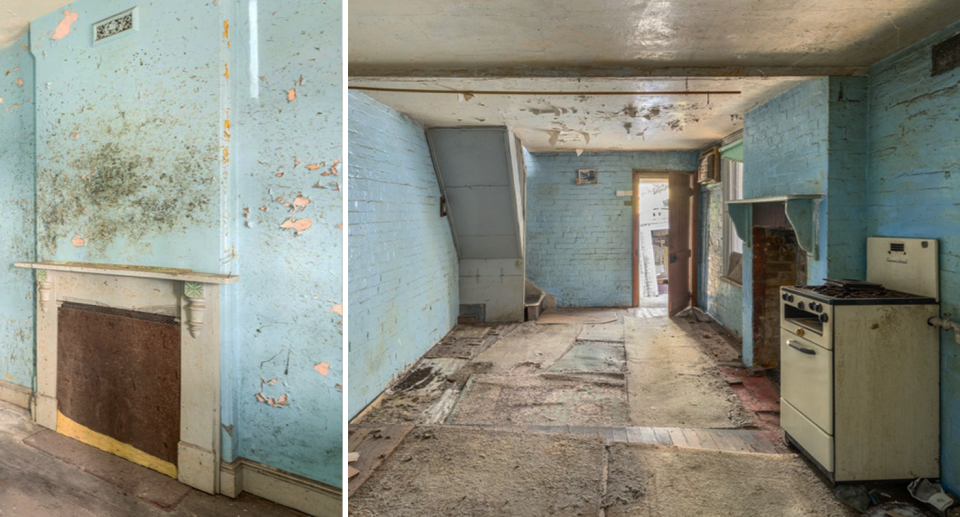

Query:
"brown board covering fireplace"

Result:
[[57, 302, 181, 473]]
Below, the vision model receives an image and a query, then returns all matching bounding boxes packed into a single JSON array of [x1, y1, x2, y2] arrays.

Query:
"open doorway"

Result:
[[634, 179, 670, 310], [633, 170, 698, 315]]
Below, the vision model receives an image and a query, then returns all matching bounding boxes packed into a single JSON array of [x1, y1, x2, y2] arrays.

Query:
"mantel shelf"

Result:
[[14, 262, 239, 284], [724, 194, 823, 259]]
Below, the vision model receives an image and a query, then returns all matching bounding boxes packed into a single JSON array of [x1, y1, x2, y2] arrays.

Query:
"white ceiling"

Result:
[[350, 77, 810, 151], [350, 0, 960, 74], [0, 0, 74, 48]]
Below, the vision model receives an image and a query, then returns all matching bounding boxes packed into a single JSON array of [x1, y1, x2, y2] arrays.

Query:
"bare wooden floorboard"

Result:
[[348, 424, 414, 496], [680, 428, 704, 448], [667, 428, 688, 447], [693, 429, 719, 450], [710, 429, 749, 452], [652, 427, 673, 446], [625, 427, 648, 444]]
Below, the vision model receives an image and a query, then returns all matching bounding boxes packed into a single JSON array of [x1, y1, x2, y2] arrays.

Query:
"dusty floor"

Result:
[[350, 309, 945, 516], [0, 402, 306, 517], [626, 315, 751, 428], [356, 308, 751, 429], [604, 442, 854, 517], [350, 427, 606, 516]]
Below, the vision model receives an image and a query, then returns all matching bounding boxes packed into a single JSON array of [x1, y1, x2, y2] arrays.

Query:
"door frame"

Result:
[[632, 170, 699, 309]]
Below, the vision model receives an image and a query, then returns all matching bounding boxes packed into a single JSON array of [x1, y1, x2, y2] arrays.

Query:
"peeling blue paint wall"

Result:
[[0, 36, 37, 390], [866, 20, 960, 493], [525, 151, 699, 307], [698, 185, 742, 337], [348, 92, 459, 419], [230, 0, 343, 486], [31, 1, 227, 271], [28, 0, 342, 488]]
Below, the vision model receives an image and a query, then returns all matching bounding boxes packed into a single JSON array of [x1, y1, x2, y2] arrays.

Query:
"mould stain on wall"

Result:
[[38, 139, 215, 258]]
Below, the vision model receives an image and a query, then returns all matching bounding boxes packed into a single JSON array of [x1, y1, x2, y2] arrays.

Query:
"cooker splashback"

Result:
[[866, 237, 939, 301]]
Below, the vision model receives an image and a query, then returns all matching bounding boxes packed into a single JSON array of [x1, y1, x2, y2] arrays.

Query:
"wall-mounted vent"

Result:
[[93, 8, 138, 44], [890, 242, 906, 253], [932, 32, 960, 76]]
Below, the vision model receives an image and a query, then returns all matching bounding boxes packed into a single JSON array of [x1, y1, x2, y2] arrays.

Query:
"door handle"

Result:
[[669, 253, 677, 263], [787, 340, 816, 355]]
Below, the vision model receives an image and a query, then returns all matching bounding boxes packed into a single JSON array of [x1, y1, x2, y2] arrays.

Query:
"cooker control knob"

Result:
[[787, 294, 794, 302], [782, 293, 789, 301], [797, 301, 804, 310], [819, 313, 828, 323], [812, 303, 821, 312]]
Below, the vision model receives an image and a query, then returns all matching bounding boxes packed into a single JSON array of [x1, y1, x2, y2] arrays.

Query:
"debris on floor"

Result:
[[349, 427, 606, 516], [836, 484, 872, 512], [604, 442, 854, 517], [909, 478, 956, 513]]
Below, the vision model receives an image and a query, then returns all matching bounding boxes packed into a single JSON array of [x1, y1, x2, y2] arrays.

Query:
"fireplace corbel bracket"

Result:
[[726, 194, 823, 260], [183, 282, 206, 338]]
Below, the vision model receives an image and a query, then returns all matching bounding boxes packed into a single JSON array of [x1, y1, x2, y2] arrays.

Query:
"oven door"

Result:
[[780, 329, 833, 434]]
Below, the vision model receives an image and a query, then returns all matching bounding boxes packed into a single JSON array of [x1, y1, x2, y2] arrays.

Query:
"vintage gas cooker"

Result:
[[779, 238, 941, 482]]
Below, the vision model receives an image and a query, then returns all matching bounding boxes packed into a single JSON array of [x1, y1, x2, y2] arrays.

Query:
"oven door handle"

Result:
[[787, 340, 817, 355]]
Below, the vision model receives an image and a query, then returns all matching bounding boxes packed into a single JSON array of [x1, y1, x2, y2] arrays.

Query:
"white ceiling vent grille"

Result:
[[93, 8, 138, 45]]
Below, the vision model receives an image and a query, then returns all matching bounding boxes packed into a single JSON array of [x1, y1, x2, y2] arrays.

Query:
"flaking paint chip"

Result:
[[329, 304, 343, 316], [280, 217, 313, 234], [255, 392, 267, 403], [315, 362, 330, 376], [71, 236, 85, 247], [286, 89, 297, 102], [292, 195, 311, 211], [306, 163, 320, 171], [52, 11, 79, 41], [16, 78, 23, 87]]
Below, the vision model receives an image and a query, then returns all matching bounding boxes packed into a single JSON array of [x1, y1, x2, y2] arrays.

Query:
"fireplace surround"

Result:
[[14, 261, 237, 494]]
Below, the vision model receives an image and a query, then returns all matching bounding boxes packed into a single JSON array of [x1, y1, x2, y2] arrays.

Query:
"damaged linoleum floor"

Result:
[[355, 308, 748, 429], [0, 402, 306, 517], [349, 309, 854, 516], [349, 426, 855, 517]]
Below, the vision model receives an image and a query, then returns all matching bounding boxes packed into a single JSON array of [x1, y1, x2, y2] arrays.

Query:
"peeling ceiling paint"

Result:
[[0, 1, 74, 48], [350, 77, 811, 151], [349, 0, 960, 75]]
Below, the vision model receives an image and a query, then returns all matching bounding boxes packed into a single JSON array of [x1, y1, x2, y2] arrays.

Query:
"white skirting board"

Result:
[[0, 379, 32, 410], [220, 458, 342, 516]]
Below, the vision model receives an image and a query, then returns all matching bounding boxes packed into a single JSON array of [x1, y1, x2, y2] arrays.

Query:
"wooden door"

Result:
[[668, 171, 698, 316]]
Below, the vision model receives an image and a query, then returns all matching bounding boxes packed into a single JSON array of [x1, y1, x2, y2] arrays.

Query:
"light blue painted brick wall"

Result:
[[348, 92, 458, 419], [525, 150, 699, 307], [826, 77, 870, 280], [699, 185, 742, 337], [0, 36, 37, 389], [867, 20, 960, 493], [737, 77, 870, 365], [741, 79, 831, 365]]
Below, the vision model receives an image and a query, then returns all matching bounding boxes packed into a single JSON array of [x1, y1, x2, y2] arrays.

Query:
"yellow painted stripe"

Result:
[[56, 410, 177, 479]]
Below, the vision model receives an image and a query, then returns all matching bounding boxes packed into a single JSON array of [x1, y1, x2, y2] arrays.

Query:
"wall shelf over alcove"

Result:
[[725, 194, 823, 259]]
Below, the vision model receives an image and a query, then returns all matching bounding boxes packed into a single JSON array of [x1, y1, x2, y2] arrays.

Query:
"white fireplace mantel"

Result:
[[14, 261, 237, 495]]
